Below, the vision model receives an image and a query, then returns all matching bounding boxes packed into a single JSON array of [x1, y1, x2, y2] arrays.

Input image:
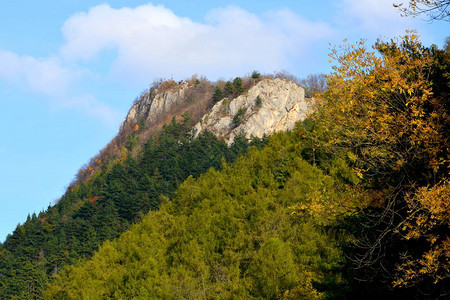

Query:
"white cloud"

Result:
[[0, 50, 118, 124], [60, 4, 334, 82], [0, 51, 72, 97], [336, 0, 414, 37], [263, 9, 335, 57], [2, 4, 335, 125], [1, 2, 434, 125], [61, 94, 121, 126]]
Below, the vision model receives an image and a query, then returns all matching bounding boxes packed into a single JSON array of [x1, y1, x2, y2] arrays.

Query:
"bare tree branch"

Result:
[[394, 1, 450, 21]]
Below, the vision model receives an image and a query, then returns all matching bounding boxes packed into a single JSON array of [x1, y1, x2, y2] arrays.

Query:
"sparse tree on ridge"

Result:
[[251, 70, 261, 79], [212, 86, 224, 103], [224, 81, 234, 97], [233, 77, 245, 95], [300, 73, 327, 98]]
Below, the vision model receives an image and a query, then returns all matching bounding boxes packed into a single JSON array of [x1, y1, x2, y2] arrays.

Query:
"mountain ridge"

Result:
[[77, 76, 311, 184], [0, 74, 315, 299], [194, 78, 311, 143]]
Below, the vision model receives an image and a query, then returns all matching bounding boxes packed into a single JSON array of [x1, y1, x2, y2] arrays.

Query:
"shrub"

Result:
[[251, 70, 261, 79], [232, 108, 245, 128], [255, 95, 263, 107]]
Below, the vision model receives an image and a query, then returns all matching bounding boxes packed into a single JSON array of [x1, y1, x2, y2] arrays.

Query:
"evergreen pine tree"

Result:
[[233, 77, 244, 95], [224, 81, 234, 97], [212, 86, 224, 102]]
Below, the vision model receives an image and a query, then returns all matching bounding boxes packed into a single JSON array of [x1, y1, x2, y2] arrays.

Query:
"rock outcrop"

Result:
[[120, 85, 188, 132], [193, 78, 311, 144], [81, 78, 311, 183]]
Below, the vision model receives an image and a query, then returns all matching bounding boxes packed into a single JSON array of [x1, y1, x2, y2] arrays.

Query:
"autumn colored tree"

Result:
[[323, 32, 448, 188], [394, 180, 450, 289], [322, 32, 449, 296]]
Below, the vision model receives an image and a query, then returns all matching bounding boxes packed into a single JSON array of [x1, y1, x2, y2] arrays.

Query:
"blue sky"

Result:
[[0, 0, 448, 242]]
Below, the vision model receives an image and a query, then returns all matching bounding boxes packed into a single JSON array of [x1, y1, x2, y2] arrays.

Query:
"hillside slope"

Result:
[[0, 76, 311, 299], [45, 129, 361, 299], [75, 77, 310, 183], [44, 34, 450, 299]]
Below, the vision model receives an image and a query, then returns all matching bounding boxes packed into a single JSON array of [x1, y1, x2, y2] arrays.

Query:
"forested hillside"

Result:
[[1, 32, 448, 299], [0, 115, 260, 299], [45, 128, 364, 299], [45, 33, 449, 299]]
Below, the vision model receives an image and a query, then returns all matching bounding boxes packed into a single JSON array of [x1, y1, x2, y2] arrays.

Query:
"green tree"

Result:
[[233, 77, 244, 95], [224, 81, 233, 98], [245, 238, 298, 298], [212, 86, 224, 102], [1, 116, 256, 299], [125, 133, 138, 151], [254, 95, 263, 107], [251, 70, 261, 79], [232, 108, 245, 128], [45, 129, 351, 299]]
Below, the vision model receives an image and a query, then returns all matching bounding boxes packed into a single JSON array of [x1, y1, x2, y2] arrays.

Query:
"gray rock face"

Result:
[[193, 78, 311, 144], [120, 86, 187, 132], [119, 78, 312, 145]]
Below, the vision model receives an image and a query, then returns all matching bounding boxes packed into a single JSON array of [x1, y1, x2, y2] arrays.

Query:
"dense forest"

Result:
[[1, 32, 449, 299], [45, 128, 362, 299], [0, 115, 261, 299]]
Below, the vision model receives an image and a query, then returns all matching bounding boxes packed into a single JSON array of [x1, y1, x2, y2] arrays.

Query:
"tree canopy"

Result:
[[0, 116, 258, 299], [316, 31, 449, 297], [45, 129, 360, 299]]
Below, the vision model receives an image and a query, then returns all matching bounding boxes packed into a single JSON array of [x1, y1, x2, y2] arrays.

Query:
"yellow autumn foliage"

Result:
[[321, 31, 448, 185], [395, 180, 450, 287]]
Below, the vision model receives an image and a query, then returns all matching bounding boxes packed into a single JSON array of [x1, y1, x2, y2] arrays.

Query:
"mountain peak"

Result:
[[75, 76, 312, 184]]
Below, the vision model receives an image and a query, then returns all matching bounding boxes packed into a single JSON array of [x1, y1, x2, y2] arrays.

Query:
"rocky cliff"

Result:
[[68, 77, 313, 194], [193, 78, 311, 144], [120, 84, 188, 132], [118, 77, 312, 148]]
